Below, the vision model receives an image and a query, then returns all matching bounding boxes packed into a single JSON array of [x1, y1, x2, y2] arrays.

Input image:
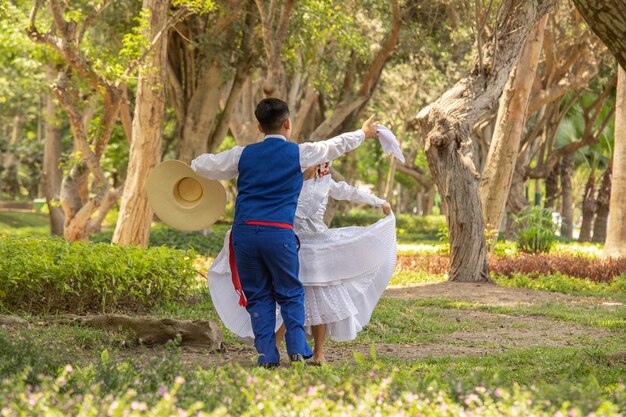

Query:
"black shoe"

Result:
[[289, 354, 305, 363], [259, 362, 279, 369]]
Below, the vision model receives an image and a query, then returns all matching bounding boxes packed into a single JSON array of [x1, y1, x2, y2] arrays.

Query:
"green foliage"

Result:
[[286, 1, 372, 96], [490, 253, 626, 284], [172, 0, 216, 14], [0, 235, 198, 314], [91, 224, 228, 257], [512, 206, 557, 254], [331, 211, 446, 241]]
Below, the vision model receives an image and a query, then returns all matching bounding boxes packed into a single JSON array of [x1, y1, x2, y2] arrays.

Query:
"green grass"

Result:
[[0, 211, 49, 228], [0, 335, 623, 416], [408, 297, 626, 332], [495, 273, 626, 302], [0, 211, 50, 235], [389, 270, 447, 286], [1, 285, 625, 415]]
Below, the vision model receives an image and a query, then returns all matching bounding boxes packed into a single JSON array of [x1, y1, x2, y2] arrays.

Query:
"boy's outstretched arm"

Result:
[[299, 116, 378, 170], [190, 146, 245, 180]]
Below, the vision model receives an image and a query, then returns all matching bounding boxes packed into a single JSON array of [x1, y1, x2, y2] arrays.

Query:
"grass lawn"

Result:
[[1, 275, 624, 416], [1, 212, 625, 415]]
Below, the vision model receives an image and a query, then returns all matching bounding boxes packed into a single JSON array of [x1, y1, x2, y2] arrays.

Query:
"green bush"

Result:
[[91, 224, 228, 257], [511, 206, 557, 254], [0, 235, 198, 314], [331, 210, 446, 241]]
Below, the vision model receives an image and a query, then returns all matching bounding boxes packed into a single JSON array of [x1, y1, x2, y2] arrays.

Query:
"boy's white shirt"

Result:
[[191, 130, 366, 180]]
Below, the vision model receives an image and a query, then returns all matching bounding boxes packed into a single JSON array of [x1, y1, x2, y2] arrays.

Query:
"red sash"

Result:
[[228, 220, 294, 307]]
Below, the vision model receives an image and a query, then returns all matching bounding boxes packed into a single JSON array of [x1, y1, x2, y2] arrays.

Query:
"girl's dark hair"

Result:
[[255, 98, 290, 132]]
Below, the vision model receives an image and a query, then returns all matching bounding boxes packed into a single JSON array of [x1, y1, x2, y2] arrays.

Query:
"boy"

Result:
[[192, 98, 377, 367]]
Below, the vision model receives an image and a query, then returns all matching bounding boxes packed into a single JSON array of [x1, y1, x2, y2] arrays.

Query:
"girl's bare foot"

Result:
[[310, 355, 326, 366]]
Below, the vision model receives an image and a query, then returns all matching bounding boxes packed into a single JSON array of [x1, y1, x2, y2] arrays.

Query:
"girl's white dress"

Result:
[[208, 174, 397, 341]]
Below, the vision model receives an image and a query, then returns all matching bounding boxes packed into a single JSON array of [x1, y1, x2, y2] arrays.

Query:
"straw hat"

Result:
[[147, 160, 227, 231]]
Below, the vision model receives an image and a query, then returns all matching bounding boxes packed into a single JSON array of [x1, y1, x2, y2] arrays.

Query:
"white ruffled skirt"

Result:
[[207, 214, 396, 342]]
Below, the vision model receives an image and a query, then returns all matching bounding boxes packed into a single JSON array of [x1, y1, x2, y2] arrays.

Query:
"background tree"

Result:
[[412, 0, 556, 283], [480, 16, 547, 239], [571, 0, 626, 70], [604, 66, 626, 258], [112, 0, 171, 246]]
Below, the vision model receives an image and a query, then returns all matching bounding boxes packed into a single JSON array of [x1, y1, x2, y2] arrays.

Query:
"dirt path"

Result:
[[384, 281, 626, 306], [161, 282, 620, 368]]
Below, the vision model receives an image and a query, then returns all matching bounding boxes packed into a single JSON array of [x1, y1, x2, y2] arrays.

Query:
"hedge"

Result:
[[0, 235, 197, 315]]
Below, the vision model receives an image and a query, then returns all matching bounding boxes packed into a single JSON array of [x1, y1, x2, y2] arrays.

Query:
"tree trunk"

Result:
[[592, 164, 612, 243], [559, 156, 574, 239], [76, 315, 223, 350], [578, 172, 596, 242], [544, 164, 559, 209], [42, 66, 65, 235], [480, 16, 547, 237], [384, 157, 397, 203], [571, 0, 626, 71], [113, 0, 168, 246], [2, 115, 22, 199], [176, 62, 222, 162], [603, 66, 626, 257], [413, 0, 555, 282]]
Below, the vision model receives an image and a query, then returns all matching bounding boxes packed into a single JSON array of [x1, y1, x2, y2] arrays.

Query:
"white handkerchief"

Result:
[[377, 125, 406, 163]]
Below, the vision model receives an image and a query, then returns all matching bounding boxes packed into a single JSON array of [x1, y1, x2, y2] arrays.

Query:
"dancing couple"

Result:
[[191, 98, 397, 367]]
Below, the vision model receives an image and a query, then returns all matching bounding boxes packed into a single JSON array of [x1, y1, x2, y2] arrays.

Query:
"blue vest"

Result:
[[234, 137, 303, 225]]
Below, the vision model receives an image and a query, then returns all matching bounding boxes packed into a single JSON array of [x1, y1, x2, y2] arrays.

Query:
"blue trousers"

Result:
[[232, 224, 313, 364]]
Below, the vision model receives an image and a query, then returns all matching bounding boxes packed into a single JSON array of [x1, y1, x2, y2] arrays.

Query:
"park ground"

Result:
[[0, 211, 625, 416]]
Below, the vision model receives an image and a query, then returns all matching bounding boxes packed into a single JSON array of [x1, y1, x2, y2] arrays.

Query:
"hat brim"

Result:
[[147, 160, 227, 231]]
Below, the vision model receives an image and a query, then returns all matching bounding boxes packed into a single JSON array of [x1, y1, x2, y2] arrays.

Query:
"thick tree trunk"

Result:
[[113, 0, 168, 246], [177, 62, 221, 162], [578, 172, 596, 242], [42, 66, 65, 235], [76, 315, 223, 349], [604, 66, 626, 257], [571, 0, 626, 71], [480, 16, 547, 236], [592, 165, 612, 243], [168, 4, 255, 161], [413, 0, 555, 282], [559, 156, 574, 239]]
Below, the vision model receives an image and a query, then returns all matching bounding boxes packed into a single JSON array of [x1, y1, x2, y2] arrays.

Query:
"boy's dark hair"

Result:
[[255, 98, 290, 133]]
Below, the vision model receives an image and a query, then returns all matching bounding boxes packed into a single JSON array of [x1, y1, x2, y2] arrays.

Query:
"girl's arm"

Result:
[[328, 178, 386, 207]]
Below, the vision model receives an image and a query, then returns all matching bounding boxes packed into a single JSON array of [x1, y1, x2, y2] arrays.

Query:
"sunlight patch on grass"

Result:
[[389, 270, 447, 286], [397, 242, 443, 254], [552, 242, 604, 258]]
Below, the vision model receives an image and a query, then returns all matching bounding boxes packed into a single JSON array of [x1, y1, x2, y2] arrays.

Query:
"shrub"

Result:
[[511, 206, 557, 254], [396, 253, 626, 285], [0, 235, 198, 314], [396, 254, 450, 274], [489, 253, 626, 284]]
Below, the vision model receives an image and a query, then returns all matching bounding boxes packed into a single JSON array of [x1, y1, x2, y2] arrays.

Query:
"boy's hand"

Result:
[[382, 202, 392, 215], [361, 115, 378, 138]]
